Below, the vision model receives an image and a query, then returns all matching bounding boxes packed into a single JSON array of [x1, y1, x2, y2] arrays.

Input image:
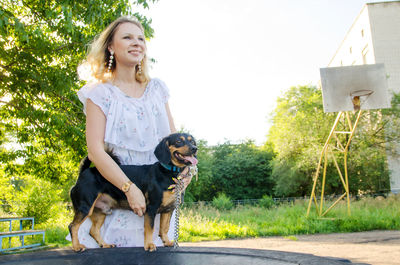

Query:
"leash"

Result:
[[173, 165, 198, 249]]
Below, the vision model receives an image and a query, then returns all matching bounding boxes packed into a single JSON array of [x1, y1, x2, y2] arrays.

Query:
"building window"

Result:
[[349, 47, 352, 54], [361, 29, 364, 37]]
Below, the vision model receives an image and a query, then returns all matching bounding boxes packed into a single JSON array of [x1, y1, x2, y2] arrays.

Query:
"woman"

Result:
[[68, 16, 193, 248]]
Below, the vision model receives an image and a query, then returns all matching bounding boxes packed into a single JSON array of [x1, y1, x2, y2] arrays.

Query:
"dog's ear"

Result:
[[154, 137, 171, 165]]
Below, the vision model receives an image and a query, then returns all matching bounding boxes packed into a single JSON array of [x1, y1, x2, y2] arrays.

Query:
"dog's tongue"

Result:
[[184, 155, 198, 166]]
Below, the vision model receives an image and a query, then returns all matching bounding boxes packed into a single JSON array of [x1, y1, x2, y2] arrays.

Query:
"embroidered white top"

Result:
[[66, 78, 175, 248], [77, 77, 171, 165]]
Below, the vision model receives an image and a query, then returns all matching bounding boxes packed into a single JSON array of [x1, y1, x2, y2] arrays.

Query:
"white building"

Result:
[[328, 1, 400, 194]]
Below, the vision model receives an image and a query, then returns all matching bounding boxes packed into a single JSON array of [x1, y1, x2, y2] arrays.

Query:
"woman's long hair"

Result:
[[79, 17, 150, 84]]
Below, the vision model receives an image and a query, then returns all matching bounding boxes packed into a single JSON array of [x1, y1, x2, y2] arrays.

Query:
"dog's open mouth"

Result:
[[174, 152, 198, 166]]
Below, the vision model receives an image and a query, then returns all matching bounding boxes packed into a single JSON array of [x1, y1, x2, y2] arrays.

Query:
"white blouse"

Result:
[[77, 78, 171, 165]]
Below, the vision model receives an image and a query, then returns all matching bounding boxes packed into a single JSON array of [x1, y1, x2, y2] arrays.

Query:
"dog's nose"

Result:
[[191, 146, 198, 153]]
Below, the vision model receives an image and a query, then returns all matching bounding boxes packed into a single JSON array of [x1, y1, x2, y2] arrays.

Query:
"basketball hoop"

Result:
[[350, 89, 374, 110], [307, 64, 390, 218], [320, 64, 390, 112]]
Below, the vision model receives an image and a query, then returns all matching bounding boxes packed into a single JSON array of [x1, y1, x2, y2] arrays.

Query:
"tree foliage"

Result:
[[186, 140, 274, 201], [267, 85, 397, 197], [0, 0, 156, 185], [184, 139, 215, 201]]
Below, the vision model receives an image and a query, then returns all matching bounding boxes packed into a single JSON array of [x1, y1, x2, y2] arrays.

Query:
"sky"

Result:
[[135, 0, 393, 146]]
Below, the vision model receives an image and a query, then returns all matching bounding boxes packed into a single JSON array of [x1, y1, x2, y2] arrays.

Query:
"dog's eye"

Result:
[[176, 140, 182, 144]]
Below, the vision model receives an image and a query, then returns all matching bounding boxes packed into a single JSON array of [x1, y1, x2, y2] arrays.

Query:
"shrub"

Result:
[[259, 195, 275, 208], [212, 193, 234, 211], [11, 177, 63, 224]]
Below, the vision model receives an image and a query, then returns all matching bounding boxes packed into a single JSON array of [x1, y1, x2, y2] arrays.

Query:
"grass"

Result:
[[2, 194, 399, 249], [179, 194, 400, 242]]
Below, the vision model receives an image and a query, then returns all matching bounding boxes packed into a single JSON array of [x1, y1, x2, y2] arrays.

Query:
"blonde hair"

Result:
[[80, 17, 150, 84]]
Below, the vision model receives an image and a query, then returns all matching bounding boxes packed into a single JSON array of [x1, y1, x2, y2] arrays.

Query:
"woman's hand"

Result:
[[169, 176, 192, 193], [179, 174, 193, 191], [125, 184, 146, 216], [169, 166, 196, 193]]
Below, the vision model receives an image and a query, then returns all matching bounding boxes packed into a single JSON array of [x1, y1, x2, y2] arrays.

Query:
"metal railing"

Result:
[[182, 191, 392, 208]]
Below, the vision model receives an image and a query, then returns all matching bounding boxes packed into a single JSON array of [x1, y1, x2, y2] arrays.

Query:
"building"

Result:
[[328, 1, 400, 193]]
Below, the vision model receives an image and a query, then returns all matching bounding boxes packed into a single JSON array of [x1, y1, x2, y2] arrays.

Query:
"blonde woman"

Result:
[[67, 17, 192, 248]]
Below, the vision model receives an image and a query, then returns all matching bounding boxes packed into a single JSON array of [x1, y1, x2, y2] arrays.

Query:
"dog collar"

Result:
[[160, 163, 182, 173]]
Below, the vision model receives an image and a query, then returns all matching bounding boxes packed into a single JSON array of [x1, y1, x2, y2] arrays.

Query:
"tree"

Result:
[[185, 139, 215, 202], [0, 0, 156, 186], [210, 140, 274, 200], [185, 140, 275, 202]]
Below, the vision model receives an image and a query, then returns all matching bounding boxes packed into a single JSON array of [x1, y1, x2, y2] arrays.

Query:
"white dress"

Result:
[[66, 78, 175, 248]]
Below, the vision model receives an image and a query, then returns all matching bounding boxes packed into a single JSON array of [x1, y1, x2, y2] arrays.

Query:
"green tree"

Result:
[[211, 141, 274, 200], [186, 140, 274, 202], [0, 0, 156, 186], [185, 139, 215, 201], [267, 85, 333, 196]]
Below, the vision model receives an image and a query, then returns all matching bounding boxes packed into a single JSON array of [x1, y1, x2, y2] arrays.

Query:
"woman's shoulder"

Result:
[[148, 77, 169, 92], [78, 81, 115, 99], [149, 77, 166, 87], [77, 81, 115, 113], [81, 81, 113, 93], [147, 78, 169, 103]]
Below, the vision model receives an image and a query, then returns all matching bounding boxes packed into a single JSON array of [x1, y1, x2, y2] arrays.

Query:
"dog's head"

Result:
[[154, 133, 198, 168]]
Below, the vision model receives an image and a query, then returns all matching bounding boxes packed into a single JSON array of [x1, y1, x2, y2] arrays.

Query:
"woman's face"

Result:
[[109, 22, 146, 68]]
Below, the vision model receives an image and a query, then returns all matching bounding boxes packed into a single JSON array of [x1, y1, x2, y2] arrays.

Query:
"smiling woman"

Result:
[[67, 16, 194, 251], [81, 17, 151, 85]]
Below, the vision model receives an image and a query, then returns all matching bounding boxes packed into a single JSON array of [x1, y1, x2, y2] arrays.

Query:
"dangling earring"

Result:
[[138, 59, 142, 75], [108, 51, 114, 72]]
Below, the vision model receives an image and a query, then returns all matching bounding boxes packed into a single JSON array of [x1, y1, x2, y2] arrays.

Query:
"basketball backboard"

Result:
[[320, 64, 390, 113]]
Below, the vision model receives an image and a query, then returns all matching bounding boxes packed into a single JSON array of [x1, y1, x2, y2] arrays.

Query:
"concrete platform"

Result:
[[0, 247, 368, 265]]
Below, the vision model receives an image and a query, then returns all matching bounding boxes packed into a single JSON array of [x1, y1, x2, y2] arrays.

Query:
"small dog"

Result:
[[69, 133, 198, 252]]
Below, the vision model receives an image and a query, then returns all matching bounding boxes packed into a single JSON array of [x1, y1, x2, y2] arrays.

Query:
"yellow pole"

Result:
[[346, 112, 353, 131], [343, 151, 351, 215], [321, 193, 347, 217], [319, 151, 328, 215], [307, 112, 343, 217], [307, 110, 363, 217], [343, 110, 363, 215], [330, 151, 348, 192]]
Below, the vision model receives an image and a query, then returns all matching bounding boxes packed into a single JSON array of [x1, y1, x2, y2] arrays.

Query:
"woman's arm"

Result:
[[165, 102, 177, 133], [86, 99, 146, 216]]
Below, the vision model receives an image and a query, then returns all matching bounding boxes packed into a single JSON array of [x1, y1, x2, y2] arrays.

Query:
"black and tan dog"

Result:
[[69, 133, 198, 252]]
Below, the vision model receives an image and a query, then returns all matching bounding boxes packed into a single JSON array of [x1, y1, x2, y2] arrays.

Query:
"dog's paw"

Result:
[[73, 244, 87, 252], [163, 240, 174, 247], [144, 242, 157, 252], [100, 243, 116, 248]]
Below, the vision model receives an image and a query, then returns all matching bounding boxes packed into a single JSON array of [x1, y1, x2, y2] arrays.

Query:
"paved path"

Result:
[[181, 230, 400, 265]]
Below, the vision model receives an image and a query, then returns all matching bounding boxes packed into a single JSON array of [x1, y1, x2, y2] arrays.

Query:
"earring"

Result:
[[138, 60, 142, 75], [108, 51, 114, 71]]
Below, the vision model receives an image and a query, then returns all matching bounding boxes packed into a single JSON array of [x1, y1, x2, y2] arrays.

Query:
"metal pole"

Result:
[[319, 151, 328, 215], [307, 112, 342, 217]]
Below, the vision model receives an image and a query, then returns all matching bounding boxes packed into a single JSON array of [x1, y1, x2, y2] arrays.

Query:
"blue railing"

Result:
[[0, 217, 45, 253]]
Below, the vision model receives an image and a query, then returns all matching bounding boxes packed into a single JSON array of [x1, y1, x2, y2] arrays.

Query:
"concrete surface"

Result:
[[181, 230, 400, 265]]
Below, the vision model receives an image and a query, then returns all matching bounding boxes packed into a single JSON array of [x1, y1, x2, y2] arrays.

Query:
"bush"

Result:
[[12, 177, 63, 224], [211, 141, 274, 200], [259, 195, 275, 208], [212, 193, 234, 210]]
